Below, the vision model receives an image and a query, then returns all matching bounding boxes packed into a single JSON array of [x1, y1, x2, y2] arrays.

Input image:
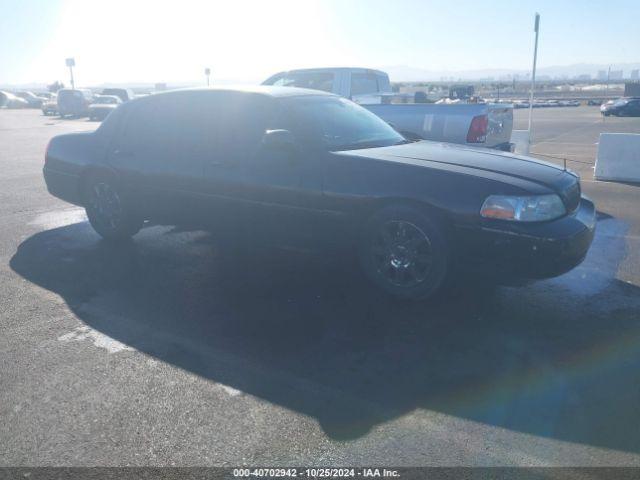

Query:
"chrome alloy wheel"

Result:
[[370, 220, 433, 288], [89, 182, 123, 231]]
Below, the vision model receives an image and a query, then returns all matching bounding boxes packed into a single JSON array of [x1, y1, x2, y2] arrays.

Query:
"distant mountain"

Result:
[[382, 63, 640, 82]]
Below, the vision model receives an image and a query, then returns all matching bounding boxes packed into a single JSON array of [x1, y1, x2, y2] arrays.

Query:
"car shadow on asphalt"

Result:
[[9, 218, 640, 452]]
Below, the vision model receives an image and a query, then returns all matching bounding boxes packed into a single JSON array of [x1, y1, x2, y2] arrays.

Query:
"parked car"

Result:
[[587, 99, 602, 106], [601, 97, 640, 117], [57, 89, 94, 117], [41, 97, 59, 116], [100, 88, 135, 102], [15, 91, 47, 108], [0, 90, 29, 108], [43, 87, 595, 300], [263, 68, 514, 151], [600, 100, 615, 113], [88, 95, 122, 121]]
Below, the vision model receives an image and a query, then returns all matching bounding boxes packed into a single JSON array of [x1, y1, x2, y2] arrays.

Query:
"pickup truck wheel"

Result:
[[358, 206, 448, 300], [83, 175, 142, 241]]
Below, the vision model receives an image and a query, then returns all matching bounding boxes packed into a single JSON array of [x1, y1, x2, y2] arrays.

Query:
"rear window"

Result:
[[58, 90, 82, 99]]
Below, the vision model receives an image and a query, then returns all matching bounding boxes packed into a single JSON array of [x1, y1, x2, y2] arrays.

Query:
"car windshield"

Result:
[[282, 96, 405, 150], [94, 96, 118, 104]]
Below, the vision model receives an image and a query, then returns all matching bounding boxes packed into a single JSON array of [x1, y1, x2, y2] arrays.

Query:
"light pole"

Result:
[[205, 68, 211, 86], [65, 58, 76, 90], [527, 13, 540, 154]]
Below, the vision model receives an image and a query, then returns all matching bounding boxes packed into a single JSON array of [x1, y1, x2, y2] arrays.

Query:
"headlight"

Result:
[[480, 194, 566, 222]]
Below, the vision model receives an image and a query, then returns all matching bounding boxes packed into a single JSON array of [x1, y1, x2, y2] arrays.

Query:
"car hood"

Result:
[[337, 141, 575, 190]]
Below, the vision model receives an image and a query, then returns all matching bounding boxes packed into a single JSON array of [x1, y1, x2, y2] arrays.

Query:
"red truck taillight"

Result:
[[466, 114, 488, 143]]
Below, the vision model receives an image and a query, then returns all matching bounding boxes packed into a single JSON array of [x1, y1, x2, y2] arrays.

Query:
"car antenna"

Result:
[[563, 157, 567, 171]]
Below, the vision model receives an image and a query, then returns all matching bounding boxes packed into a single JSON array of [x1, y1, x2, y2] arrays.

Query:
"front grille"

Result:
[[562, 181, 581, 212]]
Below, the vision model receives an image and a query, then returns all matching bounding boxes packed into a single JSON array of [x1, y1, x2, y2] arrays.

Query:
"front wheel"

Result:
[[358, 205, 449, 300], [83, 174, 143, 241]]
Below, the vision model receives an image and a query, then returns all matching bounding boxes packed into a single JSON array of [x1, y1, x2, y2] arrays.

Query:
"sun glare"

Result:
[[30, 0, 345, 85]]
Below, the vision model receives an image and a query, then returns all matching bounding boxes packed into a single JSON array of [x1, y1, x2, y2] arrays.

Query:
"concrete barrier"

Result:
[[511, 130, 530, 155], [594, 133, 640, 182]]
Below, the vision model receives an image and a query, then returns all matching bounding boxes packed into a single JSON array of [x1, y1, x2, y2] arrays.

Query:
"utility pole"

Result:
[[205, 68, 211, 86], [527, 12, 540, 154], [65, 58, 76, 90], [605, 65, 611, 98]]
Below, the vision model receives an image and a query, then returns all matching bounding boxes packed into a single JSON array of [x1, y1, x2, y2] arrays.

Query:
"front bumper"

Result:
[[455, 196, 596, 280]]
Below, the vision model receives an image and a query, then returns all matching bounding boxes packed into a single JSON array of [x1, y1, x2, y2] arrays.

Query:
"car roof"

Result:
[[148, 85, 336, 100], [271, 67, 388, 76]]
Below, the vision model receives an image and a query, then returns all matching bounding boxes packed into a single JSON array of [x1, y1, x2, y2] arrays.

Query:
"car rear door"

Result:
[[108, 93, 209, 225]]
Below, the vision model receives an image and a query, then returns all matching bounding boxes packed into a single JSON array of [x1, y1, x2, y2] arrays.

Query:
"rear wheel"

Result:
[[358, 205, 449, 300], [83, 173, 143, 241]]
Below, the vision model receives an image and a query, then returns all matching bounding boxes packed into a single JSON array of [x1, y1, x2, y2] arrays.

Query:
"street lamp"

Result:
[[526, 13, 540, 154], [65, 58, 76, 90], [205, 68, 211, 86]]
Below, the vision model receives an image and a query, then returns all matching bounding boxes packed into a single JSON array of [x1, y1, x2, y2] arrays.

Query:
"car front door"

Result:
[[202, 94, 325, 248]]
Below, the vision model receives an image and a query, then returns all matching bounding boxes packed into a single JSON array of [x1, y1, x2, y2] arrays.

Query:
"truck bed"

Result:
[[364, 103, 513, 150]]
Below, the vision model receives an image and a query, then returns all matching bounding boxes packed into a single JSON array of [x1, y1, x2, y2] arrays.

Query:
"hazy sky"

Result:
[[1, 0, 638, 85]]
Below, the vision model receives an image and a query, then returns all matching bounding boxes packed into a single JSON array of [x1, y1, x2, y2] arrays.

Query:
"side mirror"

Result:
[[261, 129, 297, 150]]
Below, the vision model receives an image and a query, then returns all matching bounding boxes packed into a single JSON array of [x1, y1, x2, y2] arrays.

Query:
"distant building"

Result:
[[625, 82, 640, 97], [631, 70, 640, 80], [597, 70, 607, 80], [610, 70, 623, 80], [577, 74, 591, 81]]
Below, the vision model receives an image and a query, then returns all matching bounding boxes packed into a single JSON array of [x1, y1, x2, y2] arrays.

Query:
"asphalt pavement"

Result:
[[1, 107, 639, 466]]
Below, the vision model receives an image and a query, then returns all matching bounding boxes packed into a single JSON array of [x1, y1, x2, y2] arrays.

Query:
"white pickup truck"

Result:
[[262, 67, 513, 151]]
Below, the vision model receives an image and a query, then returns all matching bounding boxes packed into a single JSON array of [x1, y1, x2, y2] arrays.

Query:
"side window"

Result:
[[282, 72, 334, 93], [118, 97, 200, 164], [119, 100, 164, 153], [351, 73, 379, 96], [267, 74, 286, 86], [376, 74, 391, 93], [211, 94, 274, 160], [118, 93, 275, 166]]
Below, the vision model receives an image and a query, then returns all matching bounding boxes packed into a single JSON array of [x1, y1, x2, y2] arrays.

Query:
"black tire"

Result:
[[83, 173, 143, 241], [358, 205, 449, 300]]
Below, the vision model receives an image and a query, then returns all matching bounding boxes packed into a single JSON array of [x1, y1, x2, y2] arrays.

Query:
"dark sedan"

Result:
[[601, 97, 640, 116], [43, 87, 596, 300]]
